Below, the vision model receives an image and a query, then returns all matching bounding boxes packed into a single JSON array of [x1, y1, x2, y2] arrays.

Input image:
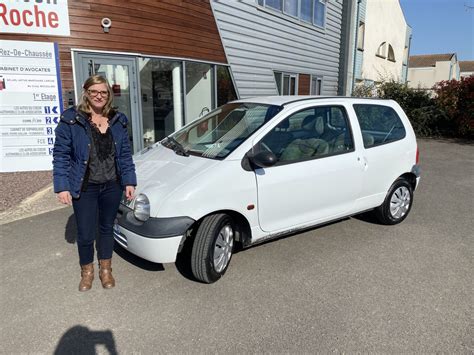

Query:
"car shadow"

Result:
[[351, 211, 381, 224], [174, 235, 199, 282], [65, 213, 164, 271], [113, 244, 164, 272], [235, 217, 351, 253]]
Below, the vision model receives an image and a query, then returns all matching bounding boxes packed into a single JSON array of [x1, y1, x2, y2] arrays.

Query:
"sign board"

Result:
[[0, 0, 70, 36], [0, 40, 63, 172]]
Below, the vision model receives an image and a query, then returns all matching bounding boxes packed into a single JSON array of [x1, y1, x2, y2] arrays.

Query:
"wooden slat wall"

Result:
[[1, 0, 227, 93], [298, 74, 311, 95]]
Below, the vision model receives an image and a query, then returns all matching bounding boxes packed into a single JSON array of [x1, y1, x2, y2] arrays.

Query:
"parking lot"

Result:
[[1, 138, 473, 353]]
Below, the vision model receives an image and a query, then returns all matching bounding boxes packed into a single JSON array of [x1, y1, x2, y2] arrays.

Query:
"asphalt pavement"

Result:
[[1, 139, 473, 353]]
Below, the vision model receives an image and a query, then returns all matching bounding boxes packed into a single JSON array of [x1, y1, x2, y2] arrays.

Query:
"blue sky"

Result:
[[399, 0, 474, 60]]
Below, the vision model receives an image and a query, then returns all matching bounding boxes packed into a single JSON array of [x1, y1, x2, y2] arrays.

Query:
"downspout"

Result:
[[351, 0, 362, 94]]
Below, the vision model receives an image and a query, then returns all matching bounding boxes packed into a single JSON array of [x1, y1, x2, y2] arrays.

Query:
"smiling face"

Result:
[[86, 83, 110, 113]]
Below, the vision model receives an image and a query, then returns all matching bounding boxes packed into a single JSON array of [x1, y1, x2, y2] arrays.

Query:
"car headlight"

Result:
[[134, 194, 150, 222]]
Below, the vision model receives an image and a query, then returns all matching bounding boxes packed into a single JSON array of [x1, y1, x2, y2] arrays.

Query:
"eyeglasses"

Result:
[[87, 89, 109, 97]]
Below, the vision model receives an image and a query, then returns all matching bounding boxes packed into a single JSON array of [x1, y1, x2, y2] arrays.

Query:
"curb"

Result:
[[0, 184, 69, 226]]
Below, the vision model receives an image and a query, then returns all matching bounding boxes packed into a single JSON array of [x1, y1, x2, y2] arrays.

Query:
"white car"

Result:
[[114, 96, 420, 283]]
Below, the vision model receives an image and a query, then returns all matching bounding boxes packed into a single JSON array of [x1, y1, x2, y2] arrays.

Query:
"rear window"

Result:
[[353, 104, 406, 148]]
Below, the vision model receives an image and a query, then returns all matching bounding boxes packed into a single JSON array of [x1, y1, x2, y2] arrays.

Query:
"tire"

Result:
[[191, 214, 235, 283], [375, 178, 414, 225]]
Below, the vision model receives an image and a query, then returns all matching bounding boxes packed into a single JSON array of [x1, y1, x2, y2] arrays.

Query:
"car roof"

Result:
[[232, 95, 393, 107]]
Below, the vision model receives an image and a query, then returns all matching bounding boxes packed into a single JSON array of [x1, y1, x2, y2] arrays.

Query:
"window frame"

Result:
[[253, 105, 355, 167], [274, 71, 298, 95], [310, 75, 323, 95], [257, 0, 327, 30]]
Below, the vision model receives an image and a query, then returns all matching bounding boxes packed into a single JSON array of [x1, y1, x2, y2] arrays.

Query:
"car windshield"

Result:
[[164, 102, 282, 159]]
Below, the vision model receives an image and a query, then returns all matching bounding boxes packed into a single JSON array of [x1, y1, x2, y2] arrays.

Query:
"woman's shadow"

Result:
[[64, 214, 163, 272], [54, 325, 117, 355]]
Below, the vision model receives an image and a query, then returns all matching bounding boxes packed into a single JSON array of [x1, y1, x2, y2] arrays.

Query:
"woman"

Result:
[[53, 75, 136, 292]]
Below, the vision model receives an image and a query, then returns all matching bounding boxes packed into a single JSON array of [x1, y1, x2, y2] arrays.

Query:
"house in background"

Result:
[[346, 0, 411, 94], [459, 61, 474, 78], [407, 53, 460, 91]]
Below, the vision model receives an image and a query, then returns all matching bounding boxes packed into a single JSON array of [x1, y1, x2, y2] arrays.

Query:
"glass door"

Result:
[[74, 53, 140, 152]]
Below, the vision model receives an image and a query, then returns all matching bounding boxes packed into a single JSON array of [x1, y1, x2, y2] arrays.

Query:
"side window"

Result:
[[353, 104, 406, 148], [255, 106, 354, 164]]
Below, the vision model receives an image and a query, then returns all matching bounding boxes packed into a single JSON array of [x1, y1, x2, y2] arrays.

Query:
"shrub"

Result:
[[433, 76, 474, 138]]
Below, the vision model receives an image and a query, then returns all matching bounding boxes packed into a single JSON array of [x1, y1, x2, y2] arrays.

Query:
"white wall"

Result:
[[408, 56, 459, 90], [361, 0, 408, 82]]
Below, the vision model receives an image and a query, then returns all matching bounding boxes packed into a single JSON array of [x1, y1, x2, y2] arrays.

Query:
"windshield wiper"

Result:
[[165, 136, 189, 157]]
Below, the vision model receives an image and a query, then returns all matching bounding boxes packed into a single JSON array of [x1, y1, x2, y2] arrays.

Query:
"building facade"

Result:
[[407, 53, 460, 91], [459, 61, 474, 78], [349, 0, 411, 91], [1, 0, 351, 172]]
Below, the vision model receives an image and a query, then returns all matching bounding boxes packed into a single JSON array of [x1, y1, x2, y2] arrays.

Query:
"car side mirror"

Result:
[[249, 151, 277, 168]]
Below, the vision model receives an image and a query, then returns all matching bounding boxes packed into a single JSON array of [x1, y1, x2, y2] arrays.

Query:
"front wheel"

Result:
[[375, 178, 413, 225], [191, 214, 235, 283]]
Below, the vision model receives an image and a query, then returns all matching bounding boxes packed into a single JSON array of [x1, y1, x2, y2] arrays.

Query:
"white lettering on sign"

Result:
[[0, 0, 70, 36]]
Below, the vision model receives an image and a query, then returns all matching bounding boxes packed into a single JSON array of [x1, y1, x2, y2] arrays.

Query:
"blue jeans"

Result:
[[72, 180, 122, 265]]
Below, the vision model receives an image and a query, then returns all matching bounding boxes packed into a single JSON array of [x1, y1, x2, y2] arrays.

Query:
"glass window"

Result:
[[266, 0, 282, 11], [257, 0, 326, 29], [274, 72, 282, 94], [283, 74, 290, 95], [139, 58, 183, 147], [313, 0, 325, 27], [185, 62, 214, 124], [283, 0, 298, 17], [290, 76, 296, 95], [275, 71, 297, 95], [255, 106, 354, 164], [376, 42, 387, 58], [311, 76, 322, 95], [300, 0, 312, 23], [165, 103, 281, 159], [353, 104, 406, 148], [388, 44, 396, 62], [357, 22, 365, 50], [216, 66, 237, 107]]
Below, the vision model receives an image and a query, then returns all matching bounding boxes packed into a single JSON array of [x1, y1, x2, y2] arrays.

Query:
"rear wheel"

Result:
[[191, 214, 235, 283], [375, 178, 413, 225]]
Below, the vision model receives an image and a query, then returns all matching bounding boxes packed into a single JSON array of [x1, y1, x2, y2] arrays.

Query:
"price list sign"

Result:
[[0, 40, 63, 172]]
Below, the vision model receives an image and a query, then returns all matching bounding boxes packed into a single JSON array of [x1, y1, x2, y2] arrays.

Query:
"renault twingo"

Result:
[[114, 96, 420, 283]]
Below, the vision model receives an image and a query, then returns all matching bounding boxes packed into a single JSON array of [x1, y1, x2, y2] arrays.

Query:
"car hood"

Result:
[[130, 144, 220, 215]]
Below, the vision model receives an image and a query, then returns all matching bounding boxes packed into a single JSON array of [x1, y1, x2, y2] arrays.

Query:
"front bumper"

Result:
[[114, 204, 195, 263]]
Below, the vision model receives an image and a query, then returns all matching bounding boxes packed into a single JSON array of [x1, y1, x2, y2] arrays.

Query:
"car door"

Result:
[[253, 105, 364, 233], [351, 103, 410, 211]]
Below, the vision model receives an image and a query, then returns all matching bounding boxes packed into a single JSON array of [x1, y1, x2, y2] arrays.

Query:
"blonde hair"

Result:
[[77, 75, 114, 117]]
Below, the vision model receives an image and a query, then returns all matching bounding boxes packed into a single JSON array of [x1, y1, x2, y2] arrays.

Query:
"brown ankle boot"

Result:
[[79, 263, 94, 292], [99, 259, 115, 289]]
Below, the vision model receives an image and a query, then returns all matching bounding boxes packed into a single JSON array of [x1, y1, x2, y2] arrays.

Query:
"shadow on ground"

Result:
[[54, 325, 117, 355]]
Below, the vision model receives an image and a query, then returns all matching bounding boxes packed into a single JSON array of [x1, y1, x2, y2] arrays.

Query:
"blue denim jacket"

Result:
[[53, 107, 137, 198]]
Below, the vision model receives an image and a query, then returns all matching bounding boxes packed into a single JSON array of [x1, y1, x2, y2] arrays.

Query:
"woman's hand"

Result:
[[57, 191, 72, 205], [125, 185, 135, 201]]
